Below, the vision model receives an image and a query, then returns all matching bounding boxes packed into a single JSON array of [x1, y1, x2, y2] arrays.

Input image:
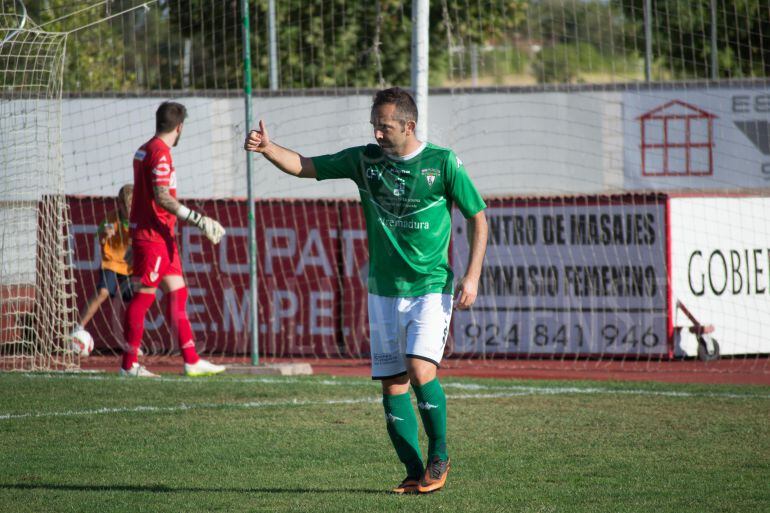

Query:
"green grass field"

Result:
[[0, 373, 768, 513]]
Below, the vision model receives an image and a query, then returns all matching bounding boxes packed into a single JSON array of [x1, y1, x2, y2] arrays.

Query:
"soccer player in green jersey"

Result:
[[244, 87, 488, 494]]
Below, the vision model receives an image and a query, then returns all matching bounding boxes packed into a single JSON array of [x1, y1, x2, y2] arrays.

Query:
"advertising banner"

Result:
[[623, 89, 770, 191], [669, 196, 770, 356], [70, 193, 768, 358], [69, 197, 342, 356], [338, 202, 371, 357], [451, 196, 670, 356]]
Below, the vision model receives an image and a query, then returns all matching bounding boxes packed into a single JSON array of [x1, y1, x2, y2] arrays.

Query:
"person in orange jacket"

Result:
[[73, 184, 135, 332]]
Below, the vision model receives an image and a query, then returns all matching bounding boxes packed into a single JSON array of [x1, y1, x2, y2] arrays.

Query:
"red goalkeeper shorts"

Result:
[[132, 239, 183, 287]]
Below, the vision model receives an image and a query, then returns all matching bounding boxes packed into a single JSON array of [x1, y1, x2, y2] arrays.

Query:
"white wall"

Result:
[[57, 86, 768, 200], [60, 91, 621, 199], [60, 96, 371, 199]]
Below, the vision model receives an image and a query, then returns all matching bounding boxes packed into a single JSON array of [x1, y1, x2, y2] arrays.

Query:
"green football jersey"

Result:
[[313, 142, 486, 297]]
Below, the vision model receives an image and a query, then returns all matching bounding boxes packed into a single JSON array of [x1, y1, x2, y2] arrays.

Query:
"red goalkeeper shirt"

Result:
[[131, 136, 177, 245]]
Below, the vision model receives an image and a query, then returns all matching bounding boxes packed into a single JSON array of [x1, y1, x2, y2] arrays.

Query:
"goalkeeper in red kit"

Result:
[[121, 101, 226, 378]]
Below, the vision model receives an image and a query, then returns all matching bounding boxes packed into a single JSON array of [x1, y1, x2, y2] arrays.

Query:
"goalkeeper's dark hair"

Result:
[[156, 101, 187, 133], [372, 87, 418, 125]]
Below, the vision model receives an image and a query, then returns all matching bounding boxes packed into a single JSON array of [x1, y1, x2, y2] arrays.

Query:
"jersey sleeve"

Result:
[[149, 149, 173, 187], [445, 151, 486, 218], [312, 147, 363, 181]]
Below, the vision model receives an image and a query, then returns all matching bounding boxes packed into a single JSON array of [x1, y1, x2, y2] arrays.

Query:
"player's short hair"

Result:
[[156, 101, 187, 133], [372, 87, 418, 125], [118, 184, 133, 201]]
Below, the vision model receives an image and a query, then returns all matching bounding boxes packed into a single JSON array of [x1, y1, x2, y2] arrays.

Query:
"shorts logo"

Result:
[[149, 256, 161, 283]]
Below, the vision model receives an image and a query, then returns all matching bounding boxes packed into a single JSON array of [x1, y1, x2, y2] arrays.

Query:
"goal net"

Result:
[[8, 0, 768, 376], [433, 0, 770, 374], [1, 1, 77, 371]]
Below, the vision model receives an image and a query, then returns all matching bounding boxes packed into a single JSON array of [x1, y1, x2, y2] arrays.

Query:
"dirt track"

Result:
[[81, 355, 770, 386]]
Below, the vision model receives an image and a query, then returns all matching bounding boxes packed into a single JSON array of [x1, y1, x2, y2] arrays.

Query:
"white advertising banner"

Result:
[[669, 196, 770, 356], [451, 197, 669, 356], [623, 88, 770, 191]]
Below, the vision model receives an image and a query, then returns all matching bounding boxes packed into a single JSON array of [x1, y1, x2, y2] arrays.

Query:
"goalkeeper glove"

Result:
[[186, 210, 226, 245]]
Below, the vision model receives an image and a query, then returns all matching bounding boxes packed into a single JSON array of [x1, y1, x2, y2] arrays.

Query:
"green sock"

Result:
[[382, 392, 423, 478], [413, 377, 448, 461]]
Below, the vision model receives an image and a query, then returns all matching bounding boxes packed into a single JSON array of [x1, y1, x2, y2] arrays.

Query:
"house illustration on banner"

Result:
[[638, 100, 717, 176]]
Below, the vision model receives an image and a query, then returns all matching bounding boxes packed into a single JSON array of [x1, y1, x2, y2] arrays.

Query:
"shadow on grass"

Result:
[[1, 482, 385, 495]]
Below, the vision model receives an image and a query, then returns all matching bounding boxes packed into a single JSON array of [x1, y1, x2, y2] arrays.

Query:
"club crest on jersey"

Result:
[[421, 168, 441, 188]]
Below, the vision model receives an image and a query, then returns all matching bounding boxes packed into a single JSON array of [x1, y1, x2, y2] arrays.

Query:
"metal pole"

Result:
[[241, 0, 259, 366], [411, 0, 429, 140], [710, 0, 718, 80], [268, 0, 278, 91], [644, 0, 653, 82], [470, 44, 479, 88]]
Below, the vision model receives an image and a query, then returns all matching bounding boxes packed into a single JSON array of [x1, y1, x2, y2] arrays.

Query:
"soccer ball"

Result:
[[70, 328, 94, 357]]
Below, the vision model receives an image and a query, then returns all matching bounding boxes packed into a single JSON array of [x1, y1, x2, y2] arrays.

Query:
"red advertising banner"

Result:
[[68, 197, 347, 357], [252, 200, 341, 357], [338, 202, 370, 357]]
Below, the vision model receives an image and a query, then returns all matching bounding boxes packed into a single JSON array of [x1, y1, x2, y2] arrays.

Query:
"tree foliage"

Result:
[[23, 0, 136, 91], [613, 0, 770, 79], [16, 0, 769, 93]]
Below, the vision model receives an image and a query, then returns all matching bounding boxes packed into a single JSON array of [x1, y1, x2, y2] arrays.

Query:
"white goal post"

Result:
[[1, 1, 78, 371]]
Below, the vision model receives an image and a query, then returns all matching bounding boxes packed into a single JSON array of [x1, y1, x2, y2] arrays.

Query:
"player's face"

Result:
[[371, 103, 410, 156]]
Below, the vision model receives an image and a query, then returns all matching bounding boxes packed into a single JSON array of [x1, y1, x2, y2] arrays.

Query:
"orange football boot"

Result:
[[418, 457, 450, 493]]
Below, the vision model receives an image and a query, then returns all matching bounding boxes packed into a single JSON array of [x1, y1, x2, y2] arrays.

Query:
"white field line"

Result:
[[17, 372, 770, 399], [1, 379, 768, 421], [0, 396, 380, 421], [0, 390, 715, 422]]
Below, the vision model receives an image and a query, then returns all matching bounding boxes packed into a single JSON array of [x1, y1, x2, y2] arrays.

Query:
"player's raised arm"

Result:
[[244, 120, 317, 179], [153, 185, 225, 245]]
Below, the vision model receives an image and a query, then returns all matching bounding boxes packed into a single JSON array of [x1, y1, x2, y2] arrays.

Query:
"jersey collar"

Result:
[[387, 141, 426, 162]]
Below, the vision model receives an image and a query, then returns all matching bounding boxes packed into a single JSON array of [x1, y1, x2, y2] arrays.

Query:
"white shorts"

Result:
[[368, 293, 453, 380]]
